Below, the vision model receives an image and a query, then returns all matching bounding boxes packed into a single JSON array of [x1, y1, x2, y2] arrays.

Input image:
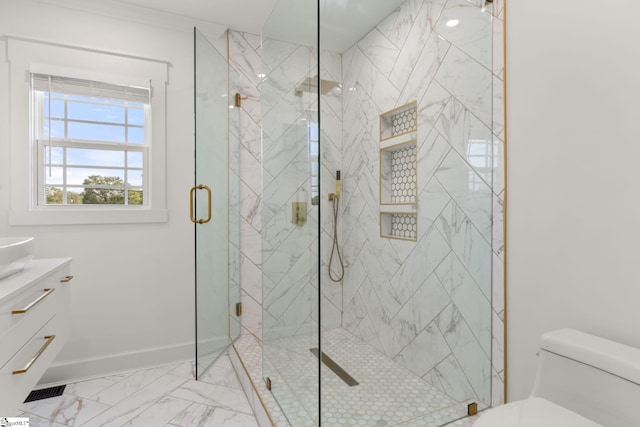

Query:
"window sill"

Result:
[[9, 208, 169, 226]]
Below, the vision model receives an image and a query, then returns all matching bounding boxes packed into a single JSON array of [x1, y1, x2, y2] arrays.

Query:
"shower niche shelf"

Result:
[[380, 101, 417, 142], [379, 101, 418, 242], [380, 210, 418, 241], [380, 139, 417, 205]]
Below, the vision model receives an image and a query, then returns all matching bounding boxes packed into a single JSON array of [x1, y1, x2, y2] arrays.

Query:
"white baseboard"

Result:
[[38, 341, 195, 388]]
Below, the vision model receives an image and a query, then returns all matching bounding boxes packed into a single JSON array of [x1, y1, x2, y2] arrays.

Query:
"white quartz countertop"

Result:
[[0, 258, 72, 302]]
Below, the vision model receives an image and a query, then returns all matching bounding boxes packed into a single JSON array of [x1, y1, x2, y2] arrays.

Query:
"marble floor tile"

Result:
[[17, 412, 67, 427], [169, 380, 253, 415], [121, 396, 192, 427], [91, 364, 177, 405], [64, 377, 119, 400], [18, 355, 259, 427], [171, 404, 259, 427], [167, 361, 196, 380], [78, 374, 187, 426], [20, 394, 111, 426], [169, 402, 217, 426], [206, 408, 260, 426], [197, 365, 243, 389]]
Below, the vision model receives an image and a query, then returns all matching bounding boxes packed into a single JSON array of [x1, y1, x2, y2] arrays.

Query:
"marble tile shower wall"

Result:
[[341, 0, 504, 406], [228, 0, 505, 409]]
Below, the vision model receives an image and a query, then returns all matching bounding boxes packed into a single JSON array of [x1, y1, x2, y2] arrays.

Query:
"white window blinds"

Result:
[[31, 73, 150, 104]]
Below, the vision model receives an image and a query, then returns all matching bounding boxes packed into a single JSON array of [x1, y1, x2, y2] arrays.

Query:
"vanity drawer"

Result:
[[0, 290, 56, 367], [0, 317, 59, 414], [0, 266, 70, 367]]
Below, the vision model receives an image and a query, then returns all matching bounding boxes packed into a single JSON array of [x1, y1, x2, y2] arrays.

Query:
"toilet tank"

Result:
[[530, 329, 640, 427]]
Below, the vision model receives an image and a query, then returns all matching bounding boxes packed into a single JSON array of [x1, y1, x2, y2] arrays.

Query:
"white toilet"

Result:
[[474, 328, 640, 427]]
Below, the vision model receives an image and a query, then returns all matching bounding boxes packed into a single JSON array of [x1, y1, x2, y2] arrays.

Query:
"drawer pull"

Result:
[[11, 288, 55, 315], [13, 335, 56, 375], [60, 275, 74, 283]]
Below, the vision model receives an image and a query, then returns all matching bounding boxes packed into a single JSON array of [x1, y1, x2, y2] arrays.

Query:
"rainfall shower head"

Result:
[[295, 75, 339, 97]]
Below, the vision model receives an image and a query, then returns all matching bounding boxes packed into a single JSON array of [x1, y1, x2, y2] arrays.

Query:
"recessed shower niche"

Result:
[[380, 101, 418, 241], [380, 101, 417, 141]]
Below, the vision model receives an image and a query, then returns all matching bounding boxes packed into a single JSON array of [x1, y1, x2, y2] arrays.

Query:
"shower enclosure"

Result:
[[261, 0, 497, 425]]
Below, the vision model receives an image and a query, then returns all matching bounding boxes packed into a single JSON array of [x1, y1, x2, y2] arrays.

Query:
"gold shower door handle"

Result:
[[190, 185, 212, 224]]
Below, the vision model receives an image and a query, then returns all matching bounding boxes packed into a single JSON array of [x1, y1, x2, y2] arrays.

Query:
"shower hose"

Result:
[[328, 195, 345, 282]]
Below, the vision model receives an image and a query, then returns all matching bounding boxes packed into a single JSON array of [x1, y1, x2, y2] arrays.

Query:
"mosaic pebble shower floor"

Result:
[[236, 329, 483, 427]]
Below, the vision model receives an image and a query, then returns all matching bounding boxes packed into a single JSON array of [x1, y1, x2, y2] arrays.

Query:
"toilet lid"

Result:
[[473, 398, 602, 427]]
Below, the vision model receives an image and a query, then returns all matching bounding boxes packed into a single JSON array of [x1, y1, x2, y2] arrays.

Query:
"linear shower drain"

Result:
[[24, 385, 66, 403]]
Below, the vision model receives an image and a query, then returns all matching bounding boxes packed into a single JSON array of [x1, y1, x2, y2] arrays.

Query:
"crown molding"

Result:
[[34, 0, 230, 35]]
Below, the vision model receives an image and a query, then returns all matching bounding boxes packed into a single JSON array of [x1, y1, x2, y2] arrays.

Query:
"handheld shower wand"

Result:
[[328, 170, 344, 282], [329, 170, 341, 200]]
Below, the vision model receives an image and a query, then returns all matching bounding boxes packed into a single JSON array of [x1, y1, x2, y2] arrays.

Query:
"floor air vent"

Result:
[[24, 385, 66, 403]]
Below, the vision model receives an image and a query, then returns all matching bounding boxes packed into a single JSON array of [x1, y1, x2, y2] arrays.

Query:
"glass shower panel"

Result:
[[261, 0, 320, 425], [229, 53, 242, 344], [194, 28, 239, 379], [317, 0, 494, 425]]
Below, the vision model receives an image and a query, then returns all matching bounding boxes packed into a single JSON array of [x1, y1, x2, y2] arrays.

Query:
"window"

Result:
[[7, 37, 168, 225], [466, 138, 498, 191], [308, 122, 319, 202], [32, 74, 151, 207]]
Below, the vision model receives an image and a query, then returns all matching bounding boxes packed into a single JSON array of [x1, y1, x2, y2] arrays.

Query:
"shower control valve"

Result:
[[292, 202, 307, 226]]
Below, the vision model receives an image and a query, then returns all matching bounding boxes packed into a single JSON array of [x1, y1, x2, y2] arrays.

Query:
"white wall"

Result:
[[0, 0, 227, 383], [506, 0, 640, 400]]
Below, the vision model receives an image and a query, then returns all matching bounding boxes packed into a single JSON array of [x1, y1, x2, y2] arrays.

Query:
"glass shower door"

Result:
[[193, 28, 239, 379]]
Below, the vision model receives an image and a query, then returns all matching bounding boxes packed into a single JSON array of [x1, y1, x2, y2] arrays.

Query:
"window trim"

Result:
[[7, 37, 168, 225]]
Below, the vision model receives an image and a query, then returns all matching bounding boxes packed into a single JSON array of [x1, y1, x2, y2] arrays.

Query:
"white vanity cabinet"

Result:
[[0, 258, 72, 415]]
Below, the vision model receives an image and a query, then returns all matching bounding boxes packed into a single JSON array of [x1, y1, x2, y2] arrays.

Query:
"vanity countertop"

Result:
[[0, 258, 72, 302]]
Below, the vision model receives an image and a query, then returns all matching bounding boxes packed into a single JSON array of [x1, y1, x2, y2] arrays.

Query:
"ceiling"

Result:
[[113, 0, 406, 52], [113, 0, 280, 35], [265, 0, 406, 52]]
